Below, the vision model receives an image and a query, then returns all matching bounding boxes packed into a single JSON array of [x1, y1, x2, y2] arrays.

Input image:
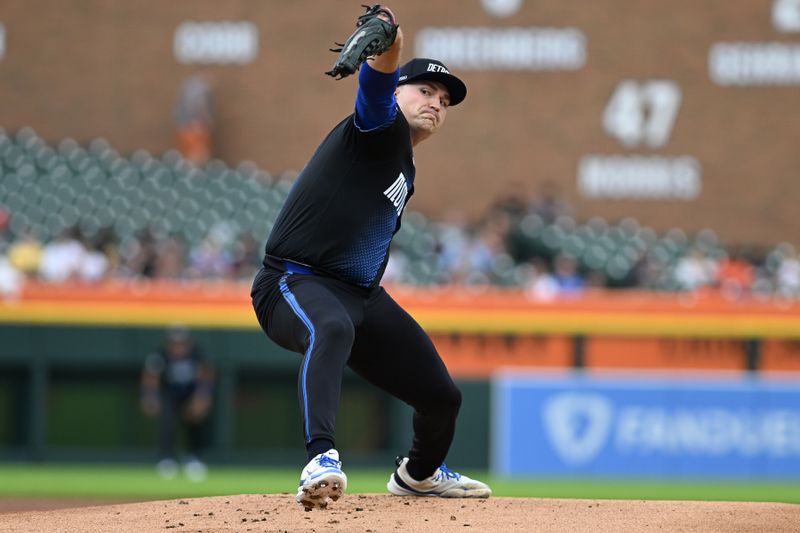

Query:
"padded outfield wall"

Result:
[[1, 281, 799, 473]]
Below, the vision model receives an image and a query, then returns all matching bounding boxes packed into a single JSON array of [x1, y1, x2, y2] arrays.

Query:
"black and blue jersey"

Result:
[[264, 64, 415, 288], [251, 59, 464, 478]]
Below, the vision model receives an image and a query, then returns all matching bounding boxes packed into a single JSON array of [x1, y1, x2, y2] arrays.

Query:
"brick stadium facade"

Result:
[[1, 0, 798, 244]]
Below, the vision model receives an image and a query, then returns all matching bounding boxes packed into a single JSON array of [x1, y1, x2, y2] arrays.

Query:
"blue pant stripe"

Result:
[[278, 273, 315, 443]]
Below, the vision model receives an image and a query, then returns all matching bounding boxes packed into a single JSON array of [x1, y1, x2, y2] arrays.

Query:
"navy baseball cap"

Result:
[[398, 58, 467, 106]]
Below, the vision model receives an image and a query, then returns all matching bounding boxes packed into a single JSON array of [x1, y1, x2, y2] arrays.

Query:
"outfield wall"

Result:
[[1, 281, 799, 470]]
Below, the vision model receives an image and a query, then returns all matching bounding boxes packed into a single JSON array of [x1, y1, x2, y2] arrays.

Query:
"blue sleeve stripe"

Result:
[[355, 63, 399, 131]]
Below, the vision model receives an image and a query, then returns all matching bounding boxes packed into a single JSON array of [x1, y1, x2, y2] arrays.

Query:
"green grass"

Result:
[[0, 464, 798, 504]]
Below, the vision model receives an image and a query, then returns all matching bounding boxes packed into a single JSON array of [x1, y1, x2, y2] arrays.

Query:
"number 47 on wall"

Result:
[[602, 80, 682, 149]]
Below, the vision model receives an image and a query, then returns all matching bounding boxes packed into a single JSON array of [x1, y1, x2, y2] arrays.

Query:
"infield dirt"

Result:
[[0, 494, 797, 532]]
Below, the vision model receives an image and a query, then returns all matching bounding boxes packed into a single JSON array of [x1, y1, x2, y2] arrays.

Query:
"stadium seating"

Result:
[[0, 127, 795, 296]]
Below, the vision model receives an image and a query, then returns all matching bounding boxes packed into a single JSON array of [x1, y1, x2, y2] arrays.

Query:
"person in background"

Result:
[[552, 254, 585, 295], [250, 4, 490, 511], [174, 73, 215, 166], [0, 209, 11, 256], [141, 324, 215, 481], [528, 180, 573, 225], [7, 230, 43, 280], [38, 227, 85, 283]]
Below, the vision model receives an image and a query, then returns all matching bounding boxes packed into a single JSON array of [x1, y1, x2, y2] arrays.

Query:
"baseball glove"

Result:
[[325, 4, 398, 80]]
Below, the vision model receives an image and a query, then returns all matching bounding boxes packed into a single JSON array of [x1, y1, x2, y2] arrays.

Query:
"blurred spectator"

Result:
[[76, 235, 111, 282], [230, 233, 261, 280], [0, 208, 11, 255], [522, 258, 559, 301], [188, 235, 232, 279], [383, 246, 409, 284], [0, 255, 22, 299], [674, 247, 718, 292], [528, 181, 572, 225], [716, 248, 755, 300], [462, 225, 502, 285], [491, 180, 529, 221], [153, 237, 186, 279], [438, 210, 514, 286], [141, 324, 215, 481], [38, 227, 85, 283], [776, 248, 800, 296], [174, 73, 215, 166], [435, 210, 471, 284], [632, 249, 671, 290], [119, 229, 159, 279], [552, 254, 585, 295], [8, 231, 43, 279]]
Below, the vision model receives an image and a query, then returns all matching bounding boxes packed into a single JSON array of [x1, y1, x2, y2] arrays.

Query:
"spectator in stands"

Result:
[[491, 180, 529, 222], [93, 229, 122, 278], [0, 255, 22, 299], [383, 245, 409, 285], [7, 230, 43, 279], [552, 254, 585, 295], [153, 237, 187, 279], [174, 73, 215, 166], [776, 247, 800, 297], [716, 247, 755, 300], [77, 241, 110, 282], [631, 250, 661, 290], [521, 258, 559, 301], [528, 181, 572, 225], [230, 233, 262, 280], [188, 235, 232, 279], [0, 210, 15, 297], [434, 210, 471, 284], [141, 324, 215, 481], [674, 247, 718, 292], [119, 228, 160, 279], [0, 209, 11, 255], [38, 227, 85, 283]]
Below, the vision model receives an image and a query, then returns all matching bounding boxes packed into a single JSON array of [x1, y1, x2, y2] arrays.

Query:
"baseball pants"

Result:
[[158, 388, 207, 460], [251, 264, 462, 478]]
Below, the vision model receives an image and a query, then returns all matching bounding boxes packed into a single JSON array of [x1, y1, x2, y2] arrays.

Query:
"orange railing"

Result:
[[2, 281, 799, 377]]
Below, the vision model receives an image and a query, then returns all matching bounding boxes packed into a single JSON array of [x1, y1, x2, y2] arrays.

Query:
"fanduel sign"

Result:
[[492, 374, 800, 479]]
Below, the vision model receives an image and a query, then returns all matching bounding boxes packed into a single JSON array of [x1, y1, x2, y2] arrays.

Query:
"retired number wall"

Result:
[[0, 0, 798, 243]]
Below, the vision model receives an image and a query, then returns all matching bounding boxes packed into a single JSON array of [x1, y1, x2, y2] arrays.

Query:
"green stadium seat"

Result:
[[57, 138, 80, 157], [59, 205, 81, 228], [2, 171, 22, 194], [78, 214, 101, 237], [3, 191, 25, 217], [14, 126, 39, 146], [88, 137, 112, 157], [34, 146, 59, 171], [8, 211, 31, 236], [38, 193, 61, 214]]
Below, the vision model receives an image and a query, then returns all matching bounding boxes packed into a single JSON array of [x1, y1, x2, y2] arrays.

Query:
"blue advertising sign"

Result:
[[491, 373, 800, 479]]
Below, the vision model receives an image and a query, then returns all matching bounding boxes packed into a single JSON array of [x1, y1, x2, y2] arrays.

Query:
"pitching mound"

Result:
[[0, 494, 797, 533]]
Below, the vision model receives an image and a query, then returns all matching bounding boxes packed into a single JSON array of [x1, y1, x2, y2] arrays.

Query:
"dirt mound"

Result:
[[0, 493, 797, 533]]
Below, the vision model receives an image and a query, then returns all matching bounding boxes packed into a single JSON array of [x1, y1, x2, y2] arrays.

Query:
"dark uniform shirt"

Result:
[[264, 108, 415, 288], [145, 348, 206, 396]]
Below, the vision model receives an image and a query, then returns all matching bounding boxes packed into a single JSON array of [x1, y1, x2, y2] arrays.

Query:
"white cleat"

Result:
[[387, 456, 491, 498], [296, 449, 348, 511]]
